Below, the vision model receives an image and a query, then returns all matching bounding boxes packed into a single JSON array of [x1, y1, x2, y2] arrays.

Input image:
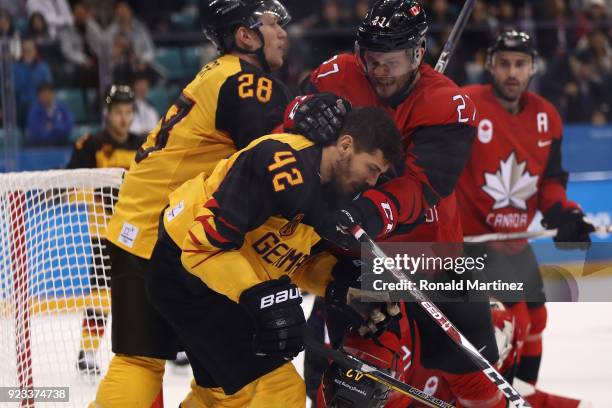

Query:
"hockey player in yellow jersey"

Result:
[[65, 85, 142, 377], [94, 1, 353, 407], [146, 106, 403, 407], [107, 1, 293, 261]]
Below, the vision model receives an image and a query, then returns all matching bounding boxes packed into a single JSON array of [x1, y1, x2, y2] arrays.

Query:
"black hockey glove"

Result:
[[318, 189, 400, 250], [325, 257, 401, 339], [317, 208, 360, 251], [239, 276, 305, 360], [542, 203, 595, 250], [283, 93, 351, 145]]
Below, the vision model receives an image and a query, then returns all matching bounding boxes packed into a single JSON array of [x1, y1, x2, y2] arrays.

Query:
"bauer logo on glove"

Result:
[[259, 286, 301, 309]]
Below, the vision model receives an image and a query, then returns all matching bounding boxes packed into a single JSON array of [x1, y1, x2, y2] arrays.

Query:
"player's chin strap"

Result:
[[303, 330, 456, 408], [233, 23, 271, 73], [464, 225, 612, 243]]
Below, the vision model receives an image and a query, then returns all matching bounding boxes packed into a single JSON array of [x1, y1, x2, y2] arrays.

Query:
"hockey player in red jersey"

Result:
[[316, 298, 592, 408], [457, 30, 594, 407], [307, 3, 474, 244], [300, 1, 508, 407], [316, 302, 456, 408], [298, 1, 513, 407]]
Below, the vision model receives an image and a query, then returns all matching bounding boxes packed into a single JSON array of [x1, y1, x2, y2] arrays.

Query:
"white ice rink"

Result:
[[1, 298, 610, 407], [162, 298, 612, 408]]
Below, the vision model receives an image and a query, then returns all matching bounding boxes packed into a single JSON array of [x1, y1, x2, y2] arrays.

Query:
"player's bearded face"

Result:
[[363, 50, 417, 99], [490, 51, 534, 103], [107, 104, 134, 139], [258, 13, 288, 70], [332, 149, 388, 199]]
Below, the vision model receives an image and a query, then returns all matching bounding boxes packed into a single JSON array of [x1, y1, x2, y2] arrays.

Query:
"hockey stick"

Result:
[[434, 0, 476, 73], [351, 226, 531, 408], [464, 225, 612, 243], [303, 331, 456, 408]]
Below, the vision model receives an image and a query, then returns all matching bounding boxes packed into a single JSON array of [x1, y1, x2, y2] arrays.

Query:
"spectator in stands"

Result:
[[497, 0, 517, 28], [559, 49, 608, 123], [25, 82, 73, 146], [575, 29, 612, 82], [26, 0, 72, 39], [576, 0, 610, 40], [26, 10, 73, 88], [462, 0, 498, 62], [533, 0, 578, 59], [428, 0, 454, 25], [316, 0, 346, 28], [111, 32, 136, 84], [0, 8, 21, 59], [128, 0, 186, 34], [108, 1, 155, 65], [26, 11, 53, 46], [354, 0, 370, 22], [129, 73, 159, 137], [0, 0, 26, 20], [297, 0, 354, 70], [110, 31, 159, 85], [59, 1, 104, 88], [80, 0, 112, 29], [283, 0, 321, 29], [13, 37, 53, 126], [425, 0, 456, 64]]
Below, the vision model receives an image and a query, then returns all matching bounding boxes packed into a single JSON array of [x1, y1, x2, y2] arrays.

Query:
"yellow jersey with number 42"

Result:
[[163, 133, 323, 301]]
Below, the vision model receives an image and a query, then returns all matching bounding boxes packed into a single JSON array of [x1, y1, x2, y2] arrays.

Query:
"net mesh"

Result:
[[0, 168, 125, 407]]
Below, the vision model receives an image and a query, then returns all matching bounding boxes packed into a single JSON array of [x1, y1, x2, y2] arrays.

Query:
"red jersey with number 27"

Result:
[[309, 53, 477, 242]]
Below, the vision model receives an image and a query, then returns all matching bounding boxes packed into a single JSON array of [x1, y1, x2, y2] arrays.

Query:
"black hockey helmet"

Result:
[[322, 362, 391, 408], [486, 30, 538, 65], [199, 0, 290, 53], [356, 0, 428, 53], [105, 84, 134, 110]]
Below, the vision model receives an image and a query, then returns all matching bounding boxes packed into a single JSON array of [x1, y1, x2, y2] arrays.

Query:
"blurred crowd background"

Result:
[[1, 0, 611, 148]]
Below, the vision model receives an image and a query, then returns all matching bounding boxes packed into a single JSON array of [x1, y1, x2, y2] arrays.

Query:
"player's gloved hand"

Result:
[[325, 257, 401, 338], [317, 208, 359, 250], [318, 189, 400, 249], [337, 188, 400, 240], [542, 203, 595, 250], [283, 93, 351, 144], [239, 275, 305, 360]]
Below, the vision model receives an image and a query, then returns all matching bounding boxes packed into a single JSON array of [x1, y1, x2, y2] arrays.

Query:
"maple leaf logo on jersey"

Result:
[[482, 152, 538, 210]]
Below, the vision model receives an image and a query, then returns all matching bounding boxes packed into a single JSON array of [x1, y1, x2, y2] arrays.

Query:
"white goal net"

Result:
[[0, 168, 125, 407]]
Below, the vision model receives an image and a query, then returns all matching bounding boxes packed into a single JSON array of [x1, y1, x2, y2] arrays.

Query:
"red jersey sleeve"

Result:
[[386, 86, 478, 225], [408, 85, 478, 129]]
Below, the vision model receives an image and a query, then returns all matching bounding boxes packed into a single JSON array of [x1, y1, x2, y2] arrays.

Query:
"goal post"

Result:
[[0, 168, 125, 407]]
